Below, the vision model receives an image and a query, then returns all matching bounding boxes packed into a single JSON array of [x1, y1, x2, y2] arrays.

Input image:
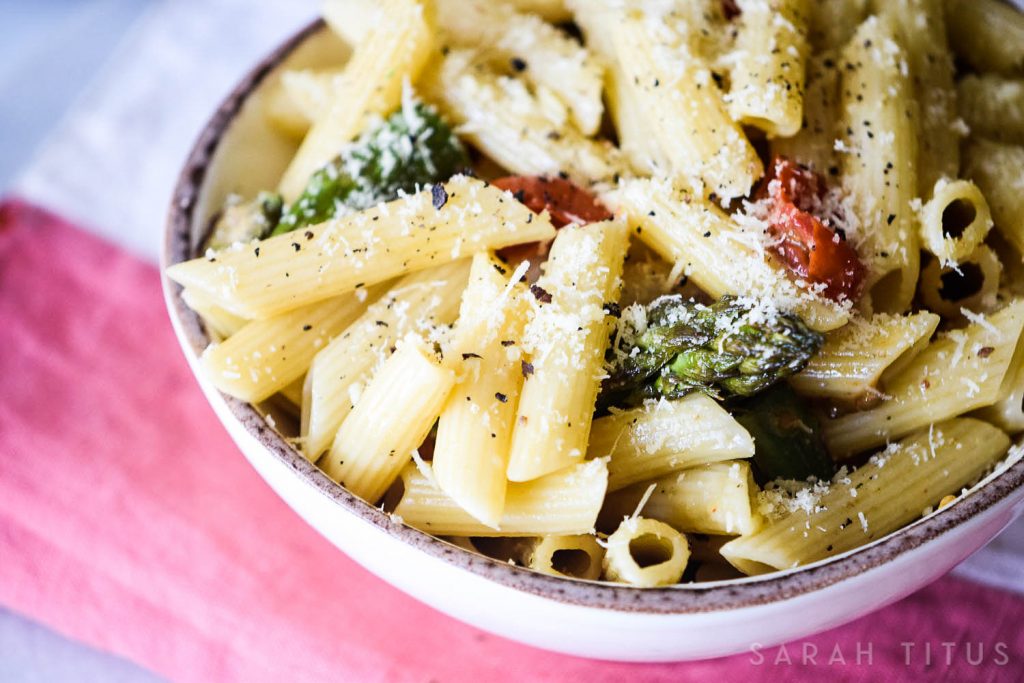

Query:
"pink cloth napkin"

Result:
[[1, 197, 1023, 682]]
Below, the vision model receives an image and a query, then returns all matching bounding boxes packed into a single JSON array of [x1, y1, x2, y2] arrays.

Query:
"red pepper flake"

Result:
[[759, 156, 866, 302], [978, 346, 994, 358], [721, 0, 741, 20], [530, 284, 553, 303]]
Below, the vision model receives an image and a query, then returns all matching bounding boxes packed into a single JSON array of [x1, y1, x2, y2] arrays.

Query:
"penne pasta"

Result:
[[963, 139, 1024, 256], [587, 395, 755, 492], [180, 287, 248, 340], [322, 335, 456, 503], [394, 459, 609, 536], [946, 0, 1024, 75], [958, 74, 1024, 146], [603, 517, 690, 587], [166, 177, 555, 319], [722, 418, 1011, 574], [527, 534, 605, 581], [917, 179, 993, 265], [770, 52, 841, 174], [824, 299, 1024, 458], [918, 245, 1002, 320]]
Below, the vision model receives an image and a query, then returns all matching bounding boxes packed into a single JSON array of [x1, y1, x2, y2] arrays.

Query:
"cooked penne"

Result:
[[770, 52, 841, 174], [917, 179, 993, 265], [946, 0, 1024, 75], [974, 353, 1024, 434], [838, 17, 920, 314], [807, 0, 869, 51], [506, 219, 627, 482], [321, 0, 381, 47], [608, 6, 763, 199], [433, 253, 528, 527], [963, 139, 1024, 256], [434, 0, 603, 135], [301, 263, 468, 460], [824, 300, 1024, 458], [201, 292, 373, 403], [790, 311, 940, 401], [180, 288, 248, 339], [166, 177, 555, 319], [426, 50, 623, 185], [601, 462, 763, 537], [726, 0, 810, 138], [722, 419, 1011, 574], [527, 534, 605, 581], [603, 178, 849, 332], [278, 0, 434, 199], [958, 74, 1024, 146], [322, 335, 456, 503], [587, 395, 755, 492], [499, 0, 570, 22], [918, 245, 1002, 319], [603, 517, 690, 588], [394, 459, 609, 536]]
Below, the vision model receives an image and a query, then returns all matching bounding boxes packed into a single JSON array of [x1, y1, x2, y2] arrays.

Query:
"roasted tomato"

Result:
[[492, 175, 612, 228], [493, 176, 613, 281], [760, 157, 865, 302]]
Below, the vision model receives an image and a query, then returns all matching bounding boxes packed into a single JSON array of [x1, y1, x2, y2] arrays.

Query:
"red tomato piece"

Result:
[[492, 175, 612, 228], [761, 157, 865, 302]]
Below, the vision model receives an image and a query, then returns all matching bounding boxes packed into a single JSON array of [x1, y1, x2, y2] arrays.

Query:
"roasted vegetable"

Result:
[[272, 99, 468, 235], [205, 192, 283, 250], [732, 384, 835, 483], [602, 295, 824, 407]]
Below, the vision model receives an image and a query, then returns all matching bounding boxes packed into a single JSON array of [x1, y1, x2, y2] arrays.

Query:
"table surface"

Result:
[[3, 0, 1023, 679]]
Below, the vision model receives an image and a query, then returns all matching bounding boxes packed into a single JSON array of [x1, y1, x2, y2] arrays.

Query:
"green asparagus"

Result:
[[733, 384, 836, 483], [272, 99, 468, 235], [602, 295, 824, 407]]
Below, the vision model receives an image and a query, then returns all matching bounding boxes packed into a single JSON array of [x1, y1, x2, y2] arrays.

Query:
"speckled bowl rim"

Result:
[[161, 18, 1024, 615]]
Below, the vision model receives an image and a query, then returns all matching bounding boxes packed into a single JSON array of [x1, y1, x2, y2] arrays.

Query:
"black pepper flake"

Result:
[[493, 263, 507, 275], [375, 320, 389, 327], [530, 284, 552, 303], [304, 230, 314, 240], [603, 302, 621, 317], [431, 184, 449, 210], [886, 214, 896, 225], [495, 392, 508, 403], [978, 346, 995, 358], [302, 324, 312, 331], [500, 340, 515, 347], [355, 282, 364, 288], [462, 352, 482, 360], [510, 56, 527, 72], [648, 210, 656, 217], [521, 360, 534, 377], [703, 231, 712, 238], [291, 242, 301, 252]]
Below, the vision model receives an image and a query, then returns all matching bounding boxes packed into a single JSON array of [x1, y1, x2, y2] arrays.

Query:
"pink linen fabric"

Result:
[[1, 198, 1022, 682]]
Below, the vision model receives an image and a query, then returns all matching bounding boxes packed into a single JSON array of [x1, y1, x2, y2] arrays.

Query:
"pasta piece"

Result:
[[180, 288, 248, 339], [722, 419, 1011, 574], [602, 178, 849, 332], [201, 291, 374, 403], [838, 17, 920, 314], [506, 220, 628, 481], [274, 68, 345, 134], [322, 335, 456, 503], [770, 52, 841, 174], [963, 139, 1024, 256], [587, 395, 755, 492], [824, 300, 1024, 458], [322, 0, 382, 47], [918, 245, 1002, 319], [262, 75, 320, 140], [917, 179, 993, 265], [278, 375, 305, 409], [974, 356, 1024, 434], [807, 0, 868, 52], [726, 0, 810, 138], [166, 177, 555, 319], [425, 50, 623, 185], [958, 74, 1024, 146], [601, 462, 763, 537], [602, 517, 689, 587], [393, 459, 609, 536], [946, 0, 1024, 75], [302, 262, 469, 460], [433, 253, 528, 527], [434, 0, 603, 135], [608, 6, 763, 199], [278, 0, 433, 200], [790, 311, 940, 401], [879, 0, 959, 194], [527, 534, 605, 581]]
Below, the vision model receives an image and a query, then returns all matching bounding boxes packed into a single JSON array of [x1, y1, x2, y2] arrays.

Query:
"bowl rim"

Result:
[[161, 18, 1024, 615]]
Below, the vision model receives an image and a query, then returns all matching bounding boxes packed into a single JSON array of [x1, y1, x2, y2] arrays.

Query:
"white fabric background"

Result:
[[12, 0, 1024, 595]]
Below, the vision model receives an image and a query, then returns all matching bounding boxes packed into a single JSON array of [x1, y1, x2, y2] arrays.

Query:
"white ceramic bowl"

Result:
[[161, 20, 1024, 662]]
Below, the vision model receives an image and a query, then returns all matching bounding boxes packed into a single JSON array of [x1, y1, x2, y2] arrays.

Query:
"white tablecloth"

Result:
[[13, 0, 1024, 597]]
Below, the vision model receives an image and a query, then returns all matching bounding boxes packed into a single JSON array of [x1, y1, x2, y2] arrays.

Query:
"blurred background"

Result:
[[3, 1, 1024, 680]]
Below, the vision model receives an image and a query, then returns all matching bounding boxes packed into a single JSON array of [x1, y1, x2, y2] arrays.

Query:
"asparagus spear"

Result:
[[602, 295, 824, 407], [272, 99, 468, 235]]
